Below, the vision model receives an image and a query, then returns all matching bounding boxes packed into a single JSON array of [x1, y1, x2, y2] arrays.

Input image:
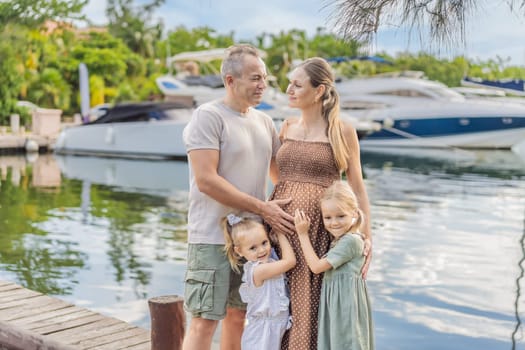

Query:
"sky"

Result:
[[83, 0, 525, 67]]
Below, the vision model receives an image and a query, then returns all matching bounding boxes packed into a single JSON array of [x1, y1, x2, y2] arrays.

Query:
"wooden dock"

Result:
[[0, 280, 150, 350], [0, 134, 56, 154]]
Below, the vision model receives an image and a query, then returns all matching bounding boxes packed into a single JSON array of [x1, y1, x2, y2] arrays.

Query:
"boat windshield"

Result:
[[372, 89, 431, 98], [89, 102, 191, 124], [341, 101, 389, 110], [426, 86, 465, 100]]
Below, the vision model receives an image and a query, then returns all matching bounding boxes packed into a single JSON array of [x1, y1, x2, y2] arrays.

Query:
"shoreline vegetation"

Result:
[[1, 1, 525, 127]]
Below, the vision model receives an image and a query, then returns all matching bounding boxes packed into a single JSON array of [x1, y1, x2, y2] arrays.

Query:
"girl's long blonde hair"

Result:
[[321, 180, 364, 233], [221, 215, 267, 273], [298, 57, 350, 172]]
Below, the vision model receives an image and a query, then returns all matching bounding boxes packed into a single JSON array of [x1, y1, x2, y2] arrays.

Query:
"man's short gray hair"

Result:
[[220, 44, 261, 82]]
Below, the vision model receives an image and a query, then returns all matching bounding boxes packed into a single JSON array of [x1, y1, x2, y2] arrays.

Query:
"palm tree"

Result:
[[328, 0, 525, 47]]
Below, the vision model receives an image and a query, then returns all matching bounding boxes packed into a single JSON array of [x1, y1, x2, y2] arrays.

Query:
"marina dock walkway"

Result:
[[0, 134, 56, 154], [0, 280, 150, 349]]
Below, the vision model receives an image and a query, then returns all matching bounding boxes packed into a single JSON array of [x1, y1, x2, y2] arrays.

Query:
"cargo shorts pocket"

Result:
[[184, 269, 215, 312]]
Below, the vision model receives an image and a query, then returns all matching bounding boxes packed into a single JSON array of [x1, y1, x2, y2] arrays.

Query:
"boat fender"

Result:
[[383, 117, 394, 128], [105, 127, 115, 144], [25, 139, 39, 153]]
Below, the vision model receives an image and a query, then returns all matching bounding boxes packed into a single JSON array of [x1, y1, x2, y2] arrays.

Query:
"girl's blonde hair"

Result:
[[321, 180, 364, 233], [298, 57, 350, 172], [221, 215, 267, 273]]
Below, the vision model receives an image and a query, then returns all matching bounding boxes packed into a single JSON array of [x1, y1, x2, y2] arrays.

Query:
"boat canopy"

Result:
[[89, 102, 189, 124]]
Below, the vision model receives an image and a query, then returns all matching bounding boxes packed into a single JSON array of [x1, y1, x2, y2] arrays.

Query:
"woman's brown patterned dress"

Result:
[[269, 138, 340, 350]]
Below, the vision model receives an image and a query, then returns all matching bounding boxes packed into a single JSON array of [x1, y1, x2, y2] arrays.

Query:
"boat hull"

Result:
[[54, 120, 188, 159], [360, 116, 525, 149]]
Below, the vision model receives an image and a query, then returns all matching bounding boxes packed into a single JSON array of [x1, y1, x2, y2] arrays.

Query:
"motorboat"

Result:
[[336, 75, 525, 149], [461, 76, 525, 97], [54, 101, 193, 159], [451, 86, 525, 106]]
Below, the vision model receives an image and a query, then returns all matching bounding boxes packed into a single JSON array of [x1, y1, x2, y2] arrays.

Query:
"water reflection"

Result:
[[0, 154, 189, 315], [361, 148, 525, 350], [54, 155, 189, 196], [512, 218, 525, 350], [0, 154, 86, 295], [361, 148, 525, 179], [1, 150, 525, 349]]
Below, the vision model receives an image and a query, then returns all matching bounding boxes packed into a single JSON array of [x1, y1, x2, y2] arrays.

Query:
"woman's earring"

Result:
[[351, 217, 357, 225]]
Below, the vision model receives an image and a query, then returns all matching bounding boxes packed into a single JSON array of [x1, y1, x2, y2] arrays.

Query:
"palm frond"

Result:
[[327, 0, 524, 47]]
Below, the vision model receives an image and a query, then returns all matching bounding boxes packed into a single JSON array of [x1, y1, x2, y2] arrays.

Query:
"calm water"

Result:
[[1, 149, 525, 350]]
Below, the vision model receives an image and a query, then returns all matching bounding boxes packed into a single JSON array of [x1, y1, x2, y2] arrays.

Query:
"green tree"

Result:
[[0, 0, 87, 122], [0, 0, 87, 29], [52, 31, 144, 110], [0, 26, 30, 124], [27, 68, 71, 110], [260, 29, 363, 90], [166, 26, 235, 54], [393, 53, 468, 86], [106, 0, 164, 58], [308, 27, 360, 58]]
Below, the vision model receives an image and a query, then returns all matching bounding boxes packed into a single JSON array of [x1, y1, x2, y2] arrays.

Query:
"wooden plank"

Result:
[[0, 287, 41, 298], [88, 331, 151, 350], [29, 313, 104, 335], [13, 308, 96, 330], [0, 289, 43, 301], [120, 341, 152, 350], [0, 294, 60, 311], [0, 289, 41, 302], [0, 295, 54, 311], [0, 281, 17, 288], [63, 321, 132, 345], [46, 317, 124, 343], [0, 281, 151, 350], [75, 326, 145, 349], [1, 302, 74, 322], [0, 320, 77, 350], [0, 284, 23, 292], [25, 311, 98, 332]]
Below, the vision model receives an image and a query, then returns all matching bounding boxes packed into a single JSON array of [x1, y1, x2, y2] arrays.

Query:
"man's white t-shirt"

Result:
[[183, 99, 280, 244]]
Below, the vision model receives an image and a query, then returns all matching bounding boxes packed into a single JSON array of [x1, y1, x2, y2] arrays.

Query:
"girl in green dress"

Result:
[[294, 180, 374, 350]]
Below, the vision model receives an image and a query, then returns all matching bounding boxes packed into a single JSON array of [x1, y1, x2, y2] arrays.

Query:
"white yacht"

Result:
[[337, 75, 525, 149], [54, 102, 192, 159]]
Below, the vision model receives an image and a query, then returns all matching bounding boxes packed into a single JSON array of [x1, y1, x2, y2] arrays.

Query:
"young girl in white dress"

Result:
[[222, 214, 296, 350], [294, 181, 375, 350]]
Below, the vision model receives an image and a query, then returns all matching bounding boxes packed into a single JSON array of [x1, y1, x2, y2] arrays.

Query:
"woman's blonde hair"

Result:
[[321, 180, 364, 233], [221, 215, 267, 273], [298, 57, 350, 172]]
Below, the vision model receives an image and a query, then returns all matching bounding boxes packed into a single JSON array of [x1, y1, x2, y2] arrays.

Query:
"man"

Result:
[[182, 44, 295, 350]]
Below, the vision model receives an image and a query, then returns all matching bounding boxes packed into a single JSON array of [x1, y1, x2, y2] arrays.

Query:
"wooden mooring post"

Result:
[[148, 295, 185, 350]]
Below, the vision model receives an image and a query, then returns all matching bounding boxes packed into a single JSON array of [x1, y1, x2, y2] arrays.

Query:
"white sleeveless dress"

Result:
[[239, 258, 291, 350]]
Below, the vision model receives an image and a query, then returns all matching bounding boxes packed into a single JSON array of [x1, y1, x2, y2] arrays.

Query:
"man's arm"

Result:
[[189, 149, 295, 234]]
